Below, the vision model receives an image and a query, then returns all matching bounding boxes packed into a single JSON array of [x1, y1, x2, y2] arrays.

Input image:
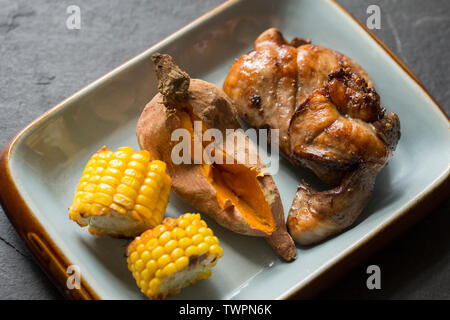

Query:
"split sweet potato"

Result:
[[136, 53, 296, 261]]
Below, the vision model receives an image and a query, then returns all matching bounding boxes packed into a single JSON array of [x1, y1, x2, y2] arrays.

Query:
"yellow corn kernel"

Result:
[[128, 160, 147, 172], [135, 252, 148, 265], [136, 194, 154, 209], [174, 256, 189, 270], [126, 213, 224, 300], [186, 225, 198, 237], [209, 244, 224, 257], [116, 184, 138, 201], [197, 242, 209, 255], [134, 204, 152, 220], [113, 193, 135, 210], [124, 168, 145, 183], [159, 231, 172, 245], [93, 193, 113, 207], [110, 203, 126, 215], [157, 254, 171, 269], [170, 248, 184, 261], [185, 245, 199, 257], [116, 147, 133, 158], [131, 150, 150, 163], [103, 167, 122, 180], [68, 146, 172, 237], [149, 278, 161, 292], [152, 246, 165, 260], [96, 182, 115, 195], [199, 227, 213, 237], [121, 175, 141, 191], [146, 260, 158, 276], [162, 263, 177, 277], [109, 159, 127, 171], [172, 227, 186, 240], [140, 185, 156, 199], [178, 237, 192, 249], [164, 240, 178, 253]]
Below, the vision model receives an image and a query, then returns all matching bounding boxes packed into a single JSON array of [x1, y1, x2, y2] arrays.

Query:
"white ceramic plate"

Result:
[[1, 0, 449, 300]]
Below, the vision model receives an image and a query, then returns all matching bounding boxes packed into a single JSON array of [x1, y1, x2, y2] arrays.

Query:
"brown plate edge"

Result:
[[0, 142, 100, 300], [0, 0, 448, 300]]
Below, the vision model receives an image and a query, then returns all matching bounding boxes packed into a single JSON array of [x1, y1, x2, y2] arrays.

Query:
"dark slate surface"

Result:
[[0, 0, 448, 300]]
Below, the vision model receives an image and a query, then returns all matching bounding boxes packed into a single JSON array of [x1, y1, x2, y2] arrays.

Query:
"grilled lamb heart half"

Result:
[[223, 28, 400, 245], [287, 68, 400, 245]]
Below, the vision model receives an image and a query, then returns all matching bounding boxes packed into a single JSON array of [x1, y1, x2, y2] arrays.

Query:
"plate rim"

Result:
[[0, 0, 448, 300]]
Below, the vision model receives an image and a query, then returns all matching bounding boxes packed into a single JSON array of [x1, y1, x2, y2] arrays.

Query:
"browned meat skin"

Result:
[[224, 28, 299, 153], [289, 68, 388, 170], [223, 28, 374, 184], [287, 69, 400, 245], [288, 111, 400, 245], [287, 71, 400, 245], [223, 28, 401, 245], [287, 165, 377, 245]]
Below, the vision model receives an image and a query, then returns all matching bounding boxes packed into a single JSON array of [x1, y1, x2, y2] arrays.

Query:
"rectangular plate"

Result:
[[1, 0, 449, 300]]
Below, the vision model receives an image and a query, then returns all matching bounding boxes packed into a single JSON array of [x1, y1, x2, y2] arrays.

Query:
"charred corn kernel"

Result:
[[127, 214, 223, 300], [68, 146, 171, 237]]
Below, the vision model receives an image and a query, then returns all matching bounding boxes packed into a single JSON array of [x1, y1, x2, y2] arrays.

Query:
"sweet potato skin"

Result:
[[137, 80, 264, 236], [137, 79, 296, 261]]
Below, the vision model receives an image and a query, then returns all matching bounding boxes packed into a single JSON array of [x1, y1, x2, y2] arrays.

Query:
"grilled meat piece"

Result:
[[223, 28, 400, 245], [224, 28, 373, 170], [287, 75, 400, 244]]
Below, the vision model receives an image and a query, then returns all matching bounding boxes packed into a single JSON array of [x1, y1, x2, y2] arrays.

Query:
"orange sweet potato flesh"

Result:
[[203, 163, 276, 235], [136, 54, 296, 261]]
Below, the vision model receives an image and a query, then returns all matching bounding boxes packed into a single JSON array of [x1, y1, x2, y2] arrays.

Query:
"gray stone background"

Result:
[[0, 0, 448, 299]]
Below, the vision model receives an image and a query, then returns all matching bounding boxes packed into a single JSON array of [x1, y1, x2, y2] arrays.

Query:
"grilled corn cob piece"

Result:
[[69, 146, 171, 237], [127, 213, 223, 299]]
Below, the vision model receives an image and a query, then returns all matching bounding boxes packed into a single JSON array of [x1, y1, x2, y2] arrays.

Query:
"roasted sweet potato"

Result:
[[136, 54, 295, 261]]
